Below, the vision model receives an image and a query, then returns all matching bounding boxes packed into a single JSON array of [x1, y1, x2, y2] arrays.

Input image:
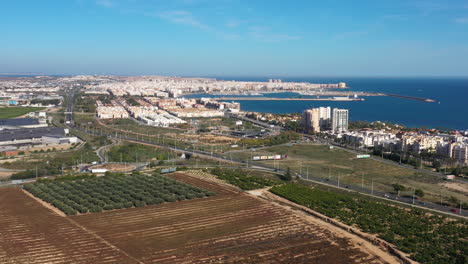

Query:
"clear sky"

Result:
[[1, 0, 468, 77]]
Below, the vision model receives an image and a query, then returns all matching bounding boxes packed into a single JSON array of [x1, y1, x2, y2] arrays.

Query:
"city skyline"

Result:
[[2, 0, 468, 77]]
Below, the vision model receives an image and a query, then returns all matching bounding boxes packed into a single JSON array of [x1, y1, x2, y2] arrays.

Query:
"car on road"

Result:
[[450, 209, 459, 213]]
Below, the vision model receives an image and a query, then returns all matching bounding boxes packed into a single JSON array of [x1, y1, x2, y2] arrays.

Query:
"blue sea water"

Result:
[[189, 77, 468, 130]]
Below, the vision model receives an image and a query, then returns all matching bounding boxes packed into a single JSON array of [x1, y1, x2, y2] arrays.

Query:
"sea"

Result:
[[188, 77, 468, 131]]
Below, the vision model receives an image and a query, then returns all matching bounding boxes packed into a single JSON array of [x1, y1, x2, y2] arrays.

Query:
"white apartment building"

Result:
[[437, 142, 468, 164], [332, 108, 349, 133], [343, 130, 397, 147]]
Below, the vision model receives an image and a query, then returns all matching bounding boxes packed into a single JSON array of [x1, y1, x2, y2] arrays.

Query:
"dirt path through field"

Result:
[[22, 189, 144, 263], [62, 215, 144, 264], [22, 188, 67, 217]]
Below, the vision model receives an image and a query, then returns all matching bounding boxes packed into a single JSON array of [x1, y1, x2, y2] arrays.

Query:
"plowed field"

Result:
[[72, 173, 391, 263], [0, 188, 136, 264], [0, 173, 396, 263]]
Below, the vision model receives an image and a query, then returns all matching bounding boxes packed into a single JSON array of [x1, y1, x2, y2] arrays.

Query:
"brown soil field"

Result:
[[72, 173, 396, 264], [0, 188, 137, 264], [1, 173, 400, 264]]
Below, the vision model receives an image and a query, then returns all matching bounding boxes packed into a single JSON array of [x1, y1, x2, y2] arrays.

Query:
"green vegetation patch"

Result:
[[107, 142, 171, 163], [0, 107, 45, 119], [210, 168, 281, 190], [240, 131, 301, 148], [270, 183, 468, 264], [24, 172, 215, 215]]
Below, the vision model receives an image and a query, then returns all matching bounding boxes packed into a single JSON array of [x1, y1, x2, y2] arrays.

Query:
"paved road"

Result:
[[96, 139, 120, 163]]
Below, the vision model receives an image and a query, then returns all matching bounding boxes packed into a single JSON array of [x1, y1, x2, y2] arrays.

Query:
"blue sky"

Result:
[[1, 0, 468, 77]]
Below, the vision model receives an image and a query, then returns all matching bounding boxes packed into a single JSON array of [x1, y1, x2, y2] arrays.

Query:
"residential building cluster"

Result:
[[95, 95, 242, 127], [96, 100, 129, 119], [339, 129, 468, 164], [302, 107, 349, 133], [85, 76, 348, 97], [146, 98, 227, 118]]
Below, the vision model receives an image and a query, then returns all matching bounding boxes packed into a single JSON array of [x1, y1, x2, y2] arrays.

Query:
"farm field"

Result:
[[271, 183, 468, 264], [1, 172, 400, 264], [0, 188, 136, 264], [72, 172, 396, 264], [23, 173, 214, 215], [0, 106, 44, 119], [230, 144, 467, 205]]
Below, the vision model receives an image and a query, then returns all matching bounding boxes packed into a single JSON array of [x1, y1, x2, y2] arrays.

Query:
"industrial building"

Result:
[[0, 118, 48, 130]]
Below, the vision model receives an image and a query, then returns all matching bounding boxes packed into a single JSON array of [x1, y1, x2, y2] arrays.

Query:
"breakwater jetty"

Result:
[[384, 93, 436, 103]]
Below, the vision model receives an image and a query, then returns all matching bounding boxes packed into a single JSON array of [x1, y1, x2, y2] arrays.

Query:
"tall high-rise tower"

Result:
[[332, 108, 349, 133], [302, 107, 331, 133]]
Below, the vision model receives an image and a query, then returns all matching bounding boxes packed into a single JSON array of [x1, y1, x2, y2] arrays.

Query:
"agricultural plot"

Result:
[[271, 183, 468, 264], [71, 172, 395, 264], [209, 167, 281, 190], [0, 188, 136, 264], [23, 173, 214, 215]]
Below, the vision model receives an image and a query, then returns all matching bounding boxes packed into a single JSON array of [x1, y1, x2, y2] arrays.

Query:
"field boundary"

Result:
[[23, 187, 144, 263], [261, 190, 417, 264], [63, 215, 144, 264], [22, 188, 67, 217]]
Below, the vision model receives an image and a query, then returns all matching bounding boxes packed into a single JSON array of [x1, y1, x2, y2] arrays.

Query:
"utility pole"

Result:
[[361, 173, 364, 189], [412, 187, 415, 204], [371, 179, 374, 195]]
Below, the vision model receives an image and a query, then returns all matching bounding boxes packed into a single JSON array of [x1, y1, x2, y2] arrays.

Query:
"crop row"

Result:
[[209, 168, 280, 190], [23, 173, 215, 215], [270, 183, 468, 264]]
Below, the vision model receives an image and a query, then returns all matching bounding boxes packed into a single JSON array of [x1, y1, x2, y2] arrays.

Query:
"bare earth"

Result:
[[440, 181, 468, 194], [0, 173, 406, 264]]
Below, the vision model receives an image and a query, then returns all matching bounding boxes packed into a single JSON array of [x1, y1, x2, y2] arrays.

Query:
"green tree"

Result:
[[432, 160, 442, 171], [282, 167, 292, 181], [392, 183, 405, 195], [415, 189, 425, 198]]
